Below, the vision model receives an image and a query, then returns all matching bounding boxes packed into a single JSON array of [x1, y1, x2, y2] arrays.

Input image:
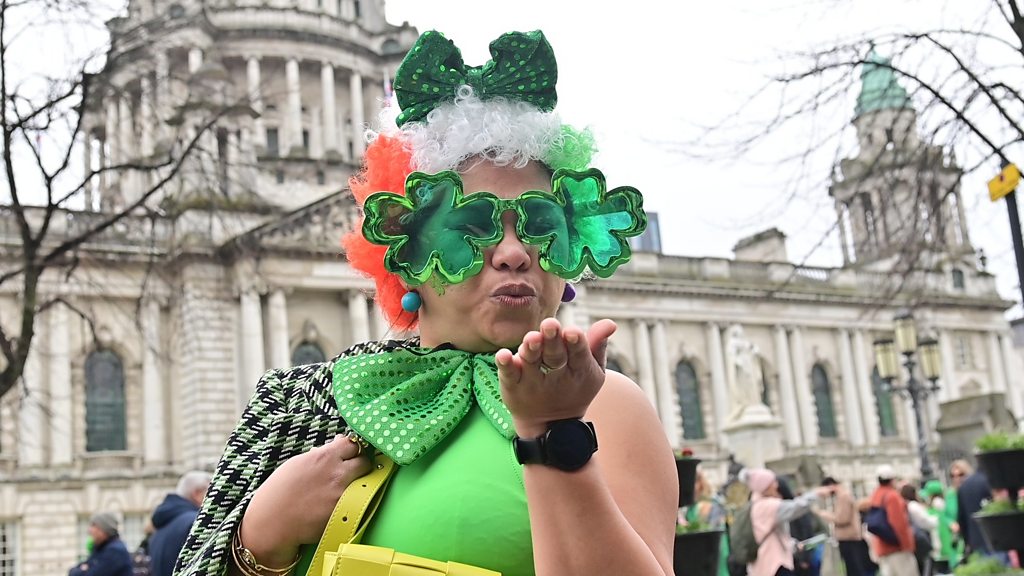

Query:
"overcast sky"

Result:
[[383, 0, 1023, 314], [8, 0, 1021, 314]]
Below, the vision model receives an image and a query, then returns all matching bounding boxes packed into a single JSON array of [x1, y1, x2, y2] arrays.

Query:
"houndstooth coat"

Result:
[[174, 339, 408, 576]]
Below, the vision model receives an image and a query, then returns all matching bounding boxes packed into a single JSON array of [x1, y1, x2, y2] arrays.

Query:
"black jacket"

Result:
[[957, 471, 992, 554], [149, 494, 200, 576], [69, 536, 133, 576]]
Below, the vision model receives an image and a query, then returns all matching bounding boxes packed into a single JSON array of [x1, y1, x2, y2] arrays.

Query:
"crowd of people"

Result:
[[678, 460, 1016, 576], [69, 472, 211, 576]]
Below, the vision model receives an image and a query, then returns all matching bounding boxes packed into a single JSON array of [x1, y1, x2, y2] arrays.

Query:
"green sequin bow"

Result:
[[393, 29, 557, 126], [361, 168, 647, 288], [332, 347, 515, 465]]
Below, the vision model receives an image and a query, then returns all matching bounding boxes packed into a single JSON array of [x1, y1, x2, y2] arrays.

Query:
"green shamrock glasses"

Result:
[[361, 168, 647, 288]]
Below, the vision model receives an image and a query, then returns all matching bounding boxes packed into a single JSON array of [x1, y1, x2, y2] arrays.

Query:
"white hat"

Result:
[[876, 464, 897, 480]]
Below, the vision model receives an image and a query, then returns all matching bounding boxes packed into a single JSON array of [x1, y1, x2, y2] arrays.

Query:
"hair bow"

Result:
[[394, 30, 558, 126]]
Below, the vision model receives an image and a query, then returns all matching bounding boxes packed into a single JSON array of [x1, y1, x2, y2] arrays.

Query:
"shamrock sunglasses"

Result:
[[361, 168, 648, 288]]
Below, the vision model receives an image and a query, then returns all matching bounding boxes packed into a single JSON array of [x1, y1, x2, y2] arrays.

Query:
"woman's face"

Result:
[[416, 160, 565, 352]]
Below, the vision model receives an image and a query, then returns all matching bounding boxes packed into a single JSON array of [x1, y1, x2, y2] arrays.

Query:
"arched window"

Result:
[[872, 366, 899, 437], [759, 357, 771, 407], [85, 350, 126, 452], [951, 268, 965, 290], [292, 342, 327, 366], [811, 364, 838, 438], [676, 361, 705, 440]]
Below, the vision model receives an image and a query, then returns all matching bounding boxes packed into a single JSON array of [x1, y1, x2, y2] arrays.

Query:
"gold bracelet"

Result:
[[232, 529, 300, 576]]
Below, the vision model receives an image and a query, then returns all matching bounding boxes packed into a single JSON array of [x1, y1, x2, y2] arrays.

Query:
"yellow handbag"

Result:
[[308, 452, 501, 576]]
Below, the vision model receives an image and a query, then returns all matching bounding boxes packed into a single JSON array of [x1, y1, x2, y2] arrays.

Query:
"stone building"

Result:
[[0, 5, 1021, 575]]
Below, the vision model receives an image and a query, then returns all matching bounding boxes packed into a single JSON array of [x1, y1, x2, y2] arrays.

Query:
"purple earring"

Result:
[[561, 284, 576, 303]]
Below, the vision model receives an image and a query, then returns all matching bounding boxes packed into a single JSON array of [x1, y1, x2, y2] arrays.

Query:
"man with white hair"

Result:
[[149, 471, 211, 576]]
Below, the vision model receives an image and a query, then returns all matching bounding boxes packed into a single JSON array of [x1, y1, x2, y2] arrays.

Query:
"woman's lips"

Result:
[[491, 283, 537, 307]]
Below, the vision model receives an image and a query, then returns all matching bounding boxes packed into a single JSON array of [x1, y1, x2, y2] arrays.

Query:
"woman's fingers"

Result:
[[587, 319, 617, 367], [538, 318, 568, 372]]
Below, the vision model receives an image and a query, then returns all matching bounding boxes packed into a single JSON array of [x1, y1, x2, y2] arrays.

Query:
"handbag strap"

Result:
[[307, 452, 397, 576]]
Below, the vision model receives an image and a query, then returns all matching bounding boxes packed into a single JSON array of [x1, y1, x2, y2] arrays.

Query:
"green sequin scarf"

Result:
[[332, 346, 516, 465]]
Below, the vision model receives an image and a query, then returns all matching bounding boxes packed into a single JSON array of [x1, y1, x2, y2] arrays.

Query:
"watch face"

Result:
[[546, 420, 596, 471]]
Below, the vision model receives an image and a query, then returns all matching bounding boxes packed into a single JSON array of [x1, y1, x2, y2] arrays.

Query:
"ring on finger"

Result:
[[345, 431, 368, 457], [539, 360, 567, 375]]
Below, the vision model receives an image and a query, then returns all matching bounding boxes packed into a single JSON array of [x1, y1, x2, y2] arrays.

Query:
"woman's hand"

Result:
[[237, 435, 372, 569], [495, 317, 616, 437]]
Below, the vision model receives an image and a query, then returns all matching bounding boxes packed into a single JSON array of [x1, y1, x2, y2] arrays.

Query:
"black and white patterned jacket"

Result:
[[175, 339, 409, 576]]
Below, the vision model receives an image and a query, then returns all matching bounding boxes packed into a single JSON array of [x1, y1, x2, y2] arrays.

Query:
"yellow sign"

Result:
[[989, 163, 1021, 202]]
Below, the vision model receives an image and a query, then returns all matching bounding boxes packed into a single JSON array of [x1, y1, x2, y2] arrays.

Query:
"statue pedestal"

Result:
[[721, 405, 784, 468]]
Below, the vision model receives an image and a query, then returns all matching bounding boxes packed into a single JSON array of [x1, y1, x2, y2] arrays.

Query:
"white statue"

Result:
[[725, 324, 765, 418]]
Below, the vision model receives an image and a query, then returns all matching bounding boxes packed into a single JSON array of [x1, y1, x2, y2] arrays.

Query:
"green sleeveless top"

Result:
[[296, 405, 534, 576], [361, 404, 534, 574]]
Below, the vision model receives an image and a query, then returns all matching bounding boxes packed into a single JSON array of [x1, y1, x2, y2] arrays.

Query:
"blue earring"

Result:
[[401, 291, 422, 313]]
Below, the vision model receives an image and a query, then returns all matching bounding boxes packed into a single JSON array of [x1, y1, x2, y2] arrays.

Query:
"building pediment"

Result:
[[224, 190, 360, 257]]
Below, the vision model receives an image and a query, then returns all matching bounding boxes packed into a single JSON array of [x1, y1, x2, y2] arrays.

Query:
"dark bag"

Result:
[[864, 495, 900, 546], [728, 501, 760, 564]]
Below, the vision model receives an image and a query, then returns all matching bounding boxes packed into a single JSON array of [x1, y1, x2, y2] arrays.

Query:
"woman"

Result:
[[177, 29, 677, 576], [901, 484, 937, 576], [921, 480, 961, 574], [742, 469, 831, 576]]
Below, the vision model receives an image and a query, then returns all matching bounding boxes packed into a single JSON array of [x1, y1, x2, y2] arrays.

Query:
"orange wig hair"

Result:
[[341, 134, 418, 330]]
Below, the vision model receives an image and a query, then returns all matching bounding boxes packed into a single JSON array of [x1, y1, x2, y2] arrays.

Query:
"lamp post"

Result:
[[873, 312, 942, 481]]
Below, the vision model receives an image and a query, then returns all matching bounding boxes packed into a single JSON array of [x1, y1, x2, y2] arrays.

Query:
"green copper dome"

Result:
[[855, 51, 914, 117]]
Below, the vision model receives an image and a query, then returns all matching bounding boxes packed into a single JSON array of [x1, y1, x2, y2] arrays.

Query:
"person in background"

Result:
[[69, 512, 133, 576], [955, 462, 995, 559], [817, 477, 877, 576], [901, 484, 936, 576], [921, 480, 960, 574], [742, 468, 831, 576], [149, 471, 211, 576], [780, 478, 828, 576], [681, 469, 730, 576], [869, 465, 916, 576]]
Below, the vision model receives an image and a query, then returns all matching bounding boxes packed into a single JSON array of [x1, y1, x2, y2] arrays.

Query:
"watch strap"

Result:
[[513, 435, 544, 465]]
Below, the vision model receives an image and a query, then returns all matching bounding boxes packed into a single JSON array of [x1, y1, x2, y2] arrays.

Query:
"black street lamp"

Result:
[[873, 312, 942, 481]]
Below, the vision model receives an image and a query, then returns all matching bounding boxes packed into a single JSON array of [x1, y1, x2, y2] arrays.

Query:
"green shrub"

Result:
[[975, 432, 1024, 452], [953, 553, 1024, 576], [977, 499, 1022, 515]]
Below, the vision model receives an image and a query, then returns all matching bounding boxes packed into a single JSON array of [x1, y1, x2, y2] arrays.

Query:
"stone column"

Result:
[[49, 304, 72, 465], [18, 319, 45, 466], [321, 62, 338, 155], [309, 106, 323, 159], [105, 96, 120, 166], [139, 75, 154, 156], [246, 56, 266, 150], [632, 320, 658, 408], [82, 135, 94, 210], [837, 329, 865, 446], [348, 290, 371, 345], [155, 50, 171, 141], [836, 202, 851, 265], [938, 331, 957, 402], [267, 289, 291, 369], [142, 298, 166, 463], [987, 331, 1008, 393], [188, 47, 203, 73], [239, 289, 266, 407], [789, 327, 818, 447], [999, 333, 1024, 420], [286, 59, 304, 153], [706, 323, 729, 443], [650, 321, 680, 444], [773, 326, 802, 447], [371, 303, 388, 341], [852, 330, 881, 445], [349, 72, 365, 158], [119, 94, 133, 160]]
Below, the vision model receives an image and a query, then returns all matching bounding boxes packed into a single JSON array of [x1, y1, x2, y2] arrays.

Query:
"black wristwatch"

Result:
[[513, 419, 598, 471]]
